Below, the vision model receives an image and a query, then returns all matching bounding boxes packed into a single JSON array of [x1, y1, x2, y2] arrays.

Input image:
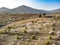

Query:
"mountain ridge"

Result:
[[0, 5, 60, 14]]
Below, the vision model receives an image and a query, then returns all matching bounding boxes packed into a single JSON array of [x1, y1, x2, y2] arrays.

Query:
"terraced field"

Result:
[[0, 17, 60, 45]]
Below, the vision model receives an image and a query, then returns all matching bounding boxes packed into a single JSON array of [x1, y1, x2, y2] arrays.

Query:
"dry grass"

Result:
[[0, 14, 60, 45]]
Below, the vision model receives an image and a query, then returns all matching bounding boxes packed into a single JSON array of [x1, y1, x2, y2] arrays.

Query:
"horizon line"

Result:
[[0, 5, 60, 11]]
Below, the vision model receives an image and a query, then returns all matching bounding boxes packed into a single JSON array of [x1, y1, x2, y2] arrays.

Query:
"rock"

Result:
[[27, 29, 33, 33], [49, 30, 54, 35], [52, 43, 56, 45], [56, 31, 60, 39]]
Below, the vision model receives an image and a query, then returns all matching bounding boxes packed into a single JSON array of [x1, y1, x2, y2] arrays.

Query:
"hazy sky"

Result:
[[0, 0, 60, 10]]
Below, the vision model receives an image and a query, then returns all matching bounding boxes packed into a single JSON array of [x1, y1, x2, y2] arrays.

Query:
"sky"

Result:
[[0, 0, 60, 10]]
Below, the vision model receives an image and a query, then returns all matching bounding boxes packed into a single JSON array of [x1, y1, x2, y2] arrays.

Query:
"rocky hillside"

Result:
[[0, 17, 60, 45]]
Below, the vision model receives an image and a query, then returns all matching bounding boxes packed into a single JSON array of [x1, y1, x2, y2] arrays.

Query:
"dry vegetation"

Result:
[[0, 13, 40, 27], [0, 13, 60, 45]]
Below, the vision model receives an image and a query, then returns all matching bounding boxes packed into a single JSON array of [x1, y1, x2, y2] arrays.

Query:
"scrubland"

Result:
[[0, 13, 60, 45]]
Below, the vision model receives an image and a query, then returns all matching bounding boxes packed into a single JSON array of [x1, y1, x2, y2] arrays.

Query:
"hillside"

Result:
[[0, 16, 60, 45], [0, 13, 60, 28], [0, 13, 40, 28]]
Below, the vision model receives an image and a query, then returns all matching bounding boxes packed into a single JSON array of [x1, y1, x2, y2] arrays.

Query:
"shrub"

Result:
[[30, 35, 37, 40], [39, 14, 41, 17], [52, 28, 55, 31], [49, 31, 54, 35], [16, 35, 20, 39], [49, 30, 54, 35], [48, 35, 52, 40], [32, 21, 34, 23], [51, 32, 54, 35], [43, 13, 46, 16], [52, 23, 56, 27], [7, 26, 12, 32], [7, 26, 12, 29], [25, 42, 29, 45], [42, 13, 46, 18], [25, 27, 28, 29], [45, 41, 50, 45], [32, 20, 37, 23], [0, 30, 4, 34], [24, 30, 27, 33]]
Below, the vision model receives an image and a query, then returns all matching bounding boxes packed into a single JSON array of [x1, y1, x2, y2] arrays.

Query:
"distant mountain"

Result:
[[0, 7, 9, 11], [6, 5, 49, 14], [50, 9, 60, 13], [0, 5, 60, 14], [0, 5, 49, 14]]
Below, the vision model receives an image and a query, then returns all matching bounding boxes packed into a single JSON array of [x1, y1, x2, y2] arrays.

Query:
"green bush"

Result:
[[48, 35, 52, 40], [45, 41, 50, 45], [16, 35, 20, 39], [7, 26, 12, 32], [32, 20, 37, 23], [0, 30, 4, 34], [32, 21, 34, 23], [24, 30, 27, 33], [7, 26, 12, 29], [30, 35, 37, 40]]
